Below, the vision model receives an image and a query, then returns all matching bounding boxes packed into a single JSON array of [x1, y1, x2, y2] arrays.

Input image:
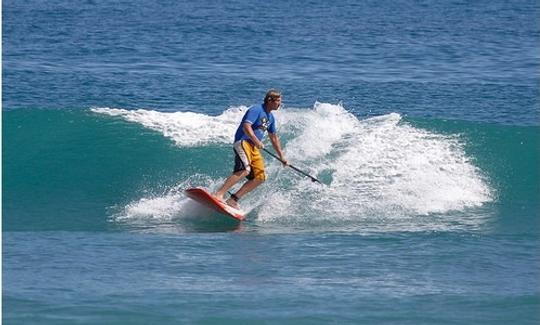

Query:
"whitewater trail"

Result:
[[93, 103, 493, 232]]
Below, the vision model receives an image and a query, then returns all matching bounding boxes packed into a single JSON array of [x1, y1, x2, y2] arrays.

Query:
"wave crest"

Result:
[[94, 103, 493, 232]]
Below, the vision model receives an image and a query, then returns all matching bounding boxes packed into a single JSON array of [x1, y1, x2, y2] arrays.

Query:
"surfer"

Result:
[[214, 89, 288, 208]]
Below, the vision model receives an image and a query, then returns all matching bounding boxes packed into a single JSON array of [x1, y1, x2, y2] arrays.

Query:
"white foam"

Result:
[[111, 176, 257, 228], [278, 102, 359, 160], [95, 104, 493, 232], [115, 192, 187, 221], [92, 106, 247, 146]]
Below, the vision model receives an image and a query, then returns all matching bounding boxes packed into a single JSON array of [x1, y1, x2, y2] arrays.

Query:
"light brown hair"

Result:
[[264, 89, 282, 104]]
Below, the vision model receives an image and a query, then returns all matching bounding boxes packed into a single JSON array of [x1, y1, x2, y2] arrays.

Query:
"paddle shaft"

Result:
[[261, 148, 322, 184]]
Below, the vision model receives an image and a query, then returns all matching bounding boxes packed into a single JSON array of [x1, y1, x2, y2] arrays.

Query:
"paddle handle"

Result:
[[261, 148, 322, 184]]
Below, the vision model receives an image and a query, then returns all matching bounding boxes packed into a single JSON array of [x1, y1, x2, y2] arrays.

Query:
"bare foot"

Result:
[[225, 197, 240, 209], [212, 193, 224, 202]]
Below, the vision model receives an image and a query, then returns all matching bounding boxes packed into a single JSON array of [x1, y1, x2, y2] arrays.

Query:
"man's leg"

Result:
[[226, 147, 266, 208], [233, 178, 264, 199], [214, 141, 251, 201], [225, 178, 264, 208], [213, 170, 248, 201]]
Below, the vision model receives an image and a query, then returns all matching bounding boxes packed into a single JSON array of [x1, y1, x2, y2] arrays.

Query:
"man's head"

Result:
[[263, 89, 282, 111]]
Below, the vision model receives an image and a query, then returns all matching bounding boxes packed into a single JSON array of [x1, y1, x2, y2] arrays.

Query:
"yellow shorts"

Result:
[[233, 140, 266, 181]]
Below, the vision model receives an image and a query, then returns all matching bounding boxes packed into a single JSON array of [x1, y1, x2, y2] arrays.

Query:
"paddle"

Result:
[[262, 147, 323, 184]]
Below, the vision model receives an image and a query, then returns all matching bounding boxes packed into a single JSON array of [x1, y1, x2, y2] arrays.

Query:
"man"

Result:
[[214, 89, 288, 209]]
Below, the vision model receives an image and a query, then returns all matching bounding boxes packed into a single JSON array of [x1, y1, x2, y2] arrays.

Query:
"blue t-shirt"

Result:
[[234, 104, 276, 143]]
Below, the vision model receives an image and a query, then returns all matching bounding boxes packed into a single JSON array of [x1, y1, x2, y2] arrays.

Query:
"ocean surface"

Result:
[[3, 0, 539, 323]]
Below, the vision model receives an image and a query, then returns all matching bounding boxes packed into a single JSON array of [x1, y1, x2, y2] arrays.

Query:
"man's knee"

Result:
[[240, 167, 266, 182], [234, 169, 249, 178]]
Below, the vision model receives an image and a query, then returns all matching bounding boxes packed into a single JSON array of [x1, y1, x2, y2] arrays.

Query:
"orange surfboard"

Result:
[[185, 187, 246, 221]]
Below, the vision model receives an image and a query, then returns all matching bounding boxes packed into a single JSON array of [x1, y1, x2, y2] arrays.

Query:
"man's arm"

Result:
[[243, 122, 264, 149], [269, 133, 288, 166]]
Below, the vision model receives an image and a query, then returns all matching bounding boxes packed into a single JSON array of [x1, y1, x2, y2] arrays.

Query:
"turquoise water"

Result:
[[3, 0, 539, 323]]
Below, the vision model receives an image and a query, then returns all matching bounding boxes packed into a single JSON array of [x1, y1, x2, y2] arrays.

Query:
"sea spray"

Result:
[[93, 103, 493, 232], [91, 106, 248, 146]]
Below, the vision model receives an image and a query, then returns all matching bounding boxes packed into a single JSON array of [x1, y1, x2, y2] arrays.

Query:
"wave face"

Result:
[[4, 104, 537, 233]]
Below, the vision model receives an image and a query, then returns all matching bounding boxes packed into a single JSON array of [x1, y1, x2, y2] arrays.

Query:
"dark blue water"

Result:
[[3, 0, 539, 323], [4, 0, 538, 124]]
